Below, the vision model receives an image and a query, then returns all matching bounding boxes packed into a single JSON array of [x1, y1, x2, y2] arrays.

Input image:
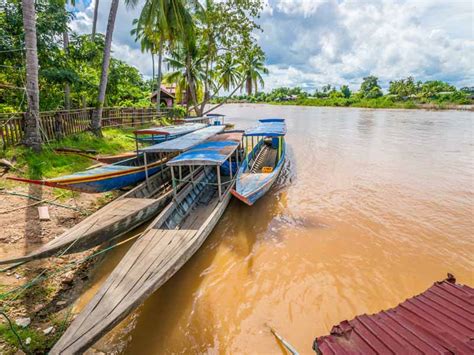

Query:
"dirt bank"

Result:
[[0, 182, 115, 354]]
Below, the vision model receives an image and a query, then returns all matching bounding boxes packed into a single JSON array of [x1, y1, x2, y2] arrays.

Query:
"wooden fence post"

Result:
[[54, 111, 63, 140]]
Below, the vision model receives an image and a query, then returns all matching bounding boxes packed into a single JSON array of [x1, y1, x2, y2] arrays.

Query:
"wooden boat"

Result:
[[8, 153, 165, 193], [0, 126, 227, 265], [0, 167, 174, 265], [231, 118, 286, 206], [51, 132, 243, 354]]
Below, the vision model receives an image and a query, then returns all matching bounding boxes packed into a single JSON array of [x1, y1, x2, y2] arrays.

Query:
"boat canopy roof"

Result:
[[167, 132, 243, 166], [139, 125, 225, 153], [133, 123, 206, 136], [245, 119, 286, 137], [178, 117, 208, 123]]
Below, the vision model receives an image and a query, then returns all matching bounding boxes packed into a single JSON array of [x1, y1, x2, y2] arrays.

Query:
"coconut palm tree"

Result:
[[164, 45, 205, 112], [21, 0, 41, 151], [92, 0, 100, 40], [215, 52, 241, 92], [133, 0, 195, 111], [239, 50, 268, 96], [91, 0, 138, 136]]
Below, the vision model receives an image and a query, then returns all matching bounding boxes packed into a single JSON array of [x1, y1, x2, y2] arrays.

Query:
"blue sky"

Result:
[[71, 0, 474, 91]]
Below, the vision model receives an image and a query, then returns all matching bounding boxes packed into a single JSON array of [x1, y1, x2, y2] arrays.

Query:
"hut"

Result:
[[151, 85, 175, 107]]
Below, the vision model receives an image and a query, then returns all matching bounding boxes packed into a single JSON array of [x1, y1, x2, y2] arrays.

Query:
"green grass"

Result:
[[0, 322, 54, 354], [1, 127, 140, 182]]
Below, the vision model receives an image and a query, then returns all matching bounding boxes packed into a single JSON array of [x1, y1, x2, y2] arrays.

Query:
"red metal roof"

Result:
[[314, 275, 474, 354]]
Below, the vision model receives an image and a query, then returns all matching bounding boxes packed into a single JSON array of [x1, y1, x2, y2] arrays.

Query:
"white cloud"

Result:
[[261, 0, 474, 91]]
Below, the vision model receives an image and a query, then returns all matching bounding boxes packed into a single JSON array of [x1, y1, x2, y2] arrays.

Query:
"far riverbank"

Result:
[[213, 99, 474, 111]]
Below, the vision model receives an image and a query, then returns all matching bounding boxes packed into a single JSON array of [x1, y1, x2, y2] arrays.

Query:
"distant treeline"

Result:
[[213, 76, 474, 109]]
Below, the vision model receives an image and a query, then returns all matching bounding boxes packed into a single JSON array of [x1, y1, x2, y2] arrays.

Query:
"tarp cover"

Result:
[[245, 119, 286, 137], [140, 126, 224, 153], [167, 132, 243, 166], [133, 123, 206, 136]]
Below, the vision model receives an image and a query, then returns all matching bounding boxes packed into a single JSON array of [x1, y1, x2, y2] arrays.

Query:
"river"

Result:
[[78, 104, 473, 354]]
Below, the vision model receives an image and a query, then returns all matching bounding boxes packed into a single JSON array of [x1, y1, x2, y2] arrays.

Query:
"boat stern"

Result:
[[230, 188, 254, 206]]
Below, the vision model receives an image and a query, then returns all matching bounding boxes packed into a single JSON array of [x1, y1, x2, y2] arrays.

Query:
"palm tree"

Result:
[[21, 0, 41, 151], [133, 0, 195, 111], [239, 50, 268, 96], [215, 52, 241, 92], [165, 45, 205, 112], [92, 0, 100, 40], [91, 0, 138, 136]]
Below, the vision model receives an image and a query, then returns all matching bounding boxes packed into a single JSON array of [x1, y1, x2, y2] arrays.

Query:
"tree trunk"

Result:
[[92, 0, 99, 40], [186, 54, 199, 115], [156, 37, 163, 111], [63, 31, 70, 110], [203, 78, 245, 115], [151, 52, 155, 93], [246, 77, 252, 96], [91, 0, 119, 137], [21, 0, 41, 151]]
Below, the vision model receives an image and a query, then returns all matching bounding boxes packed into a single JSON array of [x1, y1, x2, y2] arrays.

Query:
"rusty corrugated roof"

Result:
[[314, 275, 474, 354]]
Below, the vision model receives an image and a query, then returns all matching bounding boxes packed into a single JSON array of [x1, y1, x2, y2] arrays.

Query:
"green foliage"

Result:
[[360, 76, 382, 98], [388, 76, 420, 97], [340, 85, 351, 98], [0, 2, 154, 113], [419, 80, 456, 98], [218, 76, 472, 109]]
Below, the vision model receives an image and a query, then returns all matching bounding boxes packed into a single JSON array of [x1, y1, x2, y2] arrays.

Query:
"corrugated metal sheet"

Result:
[[314, 275, 474, 354]]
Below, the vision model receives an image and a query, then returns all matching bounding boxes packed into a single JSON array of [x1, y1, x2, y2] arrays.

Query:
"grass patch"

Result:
[[0, 321, 59, 354], [1, 127, 140, 181]]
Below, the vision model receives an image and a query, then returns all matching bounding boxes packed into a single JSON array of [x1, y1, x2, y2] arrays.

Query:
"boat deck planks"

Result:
[[51, 185, 224, 354]]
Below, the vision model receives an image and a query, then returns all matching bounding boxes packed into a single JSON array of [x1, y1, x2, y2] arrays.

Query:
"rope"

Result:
[[0, 231, 143, 301], [0, 190, 83, 212], [0, 311, 29, 354]]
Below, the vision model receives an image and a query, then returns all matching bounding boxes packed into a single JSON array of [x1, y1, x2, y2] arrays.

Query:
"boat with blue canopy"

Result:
[[231, 118, 286, 205], [7, 124, 211, 193], [0, 130, 233, 264], [52, 132, 244, 354]]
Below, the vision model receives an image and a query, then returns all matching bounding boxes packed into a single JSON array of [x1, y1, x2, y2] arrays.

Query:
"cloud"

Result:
[[70, 0, 474, 91], [70, 0, 154, 77], [261, 0, 474, 91]]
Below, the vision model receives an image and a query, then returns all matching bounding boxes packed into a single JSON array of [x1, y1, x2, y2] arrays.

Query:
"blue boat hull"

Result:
[[65, 164, 163, 193], [231, 140, 286, 206]]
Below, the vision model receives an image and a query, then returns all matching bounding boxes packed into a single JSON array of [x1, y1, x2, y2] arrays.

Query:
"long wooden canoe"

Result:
[[50, 169, 233, 354], [51, 132, 243, 354], [0, 166, 175, 265], [7, 153, 165, 193]]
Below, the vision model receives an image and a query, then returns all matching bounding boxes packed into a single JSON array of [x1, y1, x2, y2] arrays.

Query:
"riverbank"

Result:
[[214, 98, 474, 111], [0, 126, 148, 353], [0, 185, 115, 354]]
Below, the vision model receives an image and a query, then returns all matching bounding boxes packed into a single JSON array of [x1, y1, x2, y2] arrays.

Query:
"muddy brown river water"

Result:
[[78, 104, 473, 354]]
